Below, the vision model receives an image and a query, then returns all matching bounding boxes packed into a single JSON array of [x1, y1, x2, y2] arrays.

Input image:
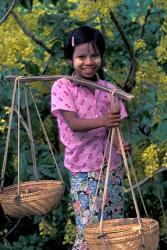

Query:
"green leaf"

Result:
[[38, 164, 55, 178], [19, 0, 33, 12], [19, 60, 40, 75]]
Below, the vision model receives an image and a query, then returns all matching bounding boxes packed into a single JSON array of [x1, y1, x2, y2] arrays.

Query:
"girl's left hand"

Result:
[[117, 142, 132, 155]]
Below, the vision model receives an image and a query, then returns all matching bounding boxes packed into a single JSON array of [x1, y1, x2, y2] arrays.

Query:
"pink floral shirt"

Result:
[[51, 78, 127, 173]]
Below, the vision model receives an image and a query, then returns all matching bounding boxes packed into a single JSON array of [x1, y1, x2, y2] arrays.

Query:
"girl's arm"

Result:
[[113, 128, 131, 154], [61, 109, 131, 153], [61, 109, 121, 132]]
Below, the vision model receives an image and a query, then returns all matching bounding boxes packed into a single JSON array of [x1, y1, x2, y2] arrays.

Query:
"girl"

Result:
[[51, 26, 131, 250]]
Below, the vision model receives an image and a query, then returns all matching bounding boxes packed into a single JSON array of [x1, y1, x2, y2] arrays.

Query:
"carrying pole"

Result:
[[5, 75, 134, 102]]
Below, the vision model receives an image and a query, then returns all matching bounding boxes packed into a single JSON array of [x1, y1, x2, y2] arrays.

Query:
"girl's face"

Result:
[[72, 42, 102, 79]]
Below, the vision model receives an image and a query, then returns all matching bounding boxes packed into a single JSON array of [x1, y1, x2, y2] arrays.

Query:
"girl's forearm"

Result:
[[61, 109, 105, 131], [66, 116, 104, 132], [113, 129, 125, 147], [61, 110, 121, 132], [113, 128, 131, 154]]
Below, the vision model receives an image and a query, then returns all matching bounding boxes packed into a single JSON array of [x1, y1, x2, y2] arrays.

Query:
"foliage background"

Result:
[[0, 0, 167, 249]]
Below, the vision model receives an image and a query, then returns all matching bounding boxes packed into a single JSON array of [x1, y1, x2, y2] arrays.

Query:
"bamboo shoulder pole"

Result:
[[5, 75, 134, 102]]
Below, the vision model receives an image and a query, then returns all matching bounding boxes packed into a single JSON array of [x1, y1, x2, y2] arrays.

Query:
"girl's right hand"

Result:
[[101, 110, 121, 128]]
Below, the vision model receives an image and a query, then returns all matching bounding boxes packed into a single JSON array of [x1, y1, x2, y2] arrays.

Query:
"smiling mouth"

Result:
[[83, 68, 95, 73]]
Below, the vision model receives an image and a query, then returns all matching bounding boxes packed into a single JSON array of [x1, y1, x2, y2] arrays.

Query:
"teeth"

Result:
[[84, 69, 93, 72]]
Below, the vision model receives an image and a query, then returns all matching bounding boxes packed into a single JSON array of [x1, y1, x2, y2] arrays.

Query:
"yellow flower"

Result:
[[134, 39, 146, 51], [142, 144, 160, 177]]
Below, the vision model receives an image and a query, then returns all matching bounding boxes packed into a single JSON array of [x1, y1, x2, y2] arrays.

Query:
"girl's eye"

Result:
[[77, 54, 100, 60], [78, 55, 85, 60], [92, 54, 100, 58]]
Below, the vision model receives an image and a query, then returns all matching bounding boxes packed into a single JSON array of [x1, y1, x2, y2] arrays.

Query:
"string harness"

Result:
[[88, 89, 147, 249], [0, 76, 64, 196]]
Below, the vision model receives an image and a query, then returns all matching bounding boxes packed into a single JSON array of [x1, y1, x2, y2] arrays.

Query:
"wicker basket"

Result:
[[84, 218, 159, 250], [0, 180, 64, 218]]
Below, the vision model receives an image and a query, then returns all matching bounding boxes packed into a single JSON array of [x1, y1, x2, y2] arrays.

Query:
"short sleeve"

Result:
[[51, 78, 77, 118]]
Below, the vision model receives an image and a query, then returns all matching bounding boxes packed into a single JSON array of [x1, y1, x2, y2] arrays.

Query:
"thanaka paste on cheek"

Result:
[[73, 57, 102, 69], [73, 58, 83, 68], [94, 57, 101, 67]]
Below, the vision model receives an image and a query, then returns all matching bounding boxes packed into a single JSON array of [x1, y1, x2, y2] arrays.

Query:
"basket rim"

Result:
[[85, 218, 158, 228], [1, 179, 62, 187], [0, 180, 64, 201], [84, 218, 159, 241]]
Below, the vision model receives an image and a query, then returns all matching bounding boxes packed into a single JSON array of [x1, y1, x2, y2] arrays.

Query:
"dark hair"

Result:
[[64, 26, 105, 60], [64, 26, 106, 79]]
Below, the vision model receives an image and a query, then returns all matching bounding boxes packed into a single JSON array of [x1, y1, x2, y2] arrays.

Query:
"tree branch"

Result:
[[140, 3, 154, 39], [125, 167, 167, 193], [0, 0, 16, 25], [110, 9, 135, 60], [11, 10, 55, 56], [109, 9, 137, 92], [124, 4, 154, 91]]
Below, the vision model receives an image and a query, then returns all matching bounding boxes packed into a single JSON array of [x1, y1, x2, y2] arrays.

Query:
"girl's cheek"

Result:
[[94, 57, 101, 67], [73, 58, 83, 68]]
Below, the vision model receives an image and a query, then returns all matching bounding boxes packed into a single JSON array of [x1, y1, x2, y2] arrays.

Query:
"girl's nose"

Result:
[[84, 56, 93, 65]]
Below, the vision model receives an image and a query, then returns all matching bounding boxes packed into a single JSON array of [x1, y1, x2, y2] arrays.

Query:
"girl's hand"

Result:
[[117, 142, 132, 155], [102, 110, 121, 128]]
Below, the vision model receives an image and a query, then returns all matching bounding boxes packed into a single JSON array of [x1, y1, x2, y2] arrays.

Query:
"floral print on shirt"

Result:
[[51, 78, 127, 173]]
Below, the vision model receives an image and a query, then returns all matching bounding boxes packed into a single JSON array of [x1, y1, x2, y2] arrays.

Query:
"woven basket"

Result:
[[84, 218, 159, 250], [0, 180, 64, 218]]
